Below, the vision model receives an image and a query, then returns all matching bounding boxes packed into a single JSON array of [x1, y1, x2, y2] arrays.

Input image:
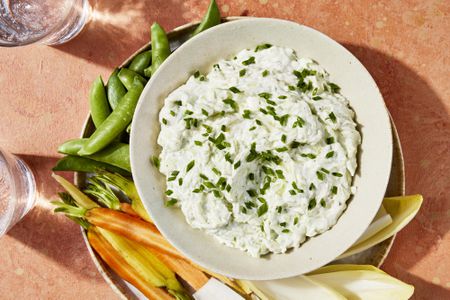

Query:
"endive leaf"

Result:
[[307, 264, 385, 275], [339, 195, 423, 259], [354, 205, 392, 245], [308, 270, 414, 300], [251, 275, 346, 300]]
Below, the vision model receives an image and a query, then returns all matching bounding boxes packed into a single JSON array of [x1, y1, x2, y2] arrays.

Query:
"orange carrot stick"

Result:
[[86, 208, 185, 260], [120, 202, 140, 217], [87, 229, 174, 300], [155, 252, 209, 291]]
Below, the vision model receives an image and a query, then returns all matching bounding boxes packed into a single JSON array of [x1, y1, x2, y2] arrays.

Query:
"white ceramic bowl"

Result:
[[130, 18, 392, 280]]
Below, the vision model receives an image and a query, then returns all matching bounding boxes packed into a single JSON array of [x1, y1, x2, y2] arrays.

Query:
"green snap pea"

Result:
[[90, 76, 111, 128], [129, 50, 152, 76], [78, 78, 144, 156], [118, 68, 147, 90], [107, 69, 127, 110], [192, 0, 221, 36], [59, 140, 130, 172], [53, 155, 130, 176], [144, 23, 170, 78]]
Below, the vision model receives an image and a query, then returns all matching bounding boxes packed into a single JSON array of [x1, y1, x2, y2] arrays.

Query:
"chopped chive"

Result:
[[199, 173, 209, 180], [259, 108, 268, 115], [222, 98, 239, 111], [316, 171, 325, 181], [202, 124, 213, 133], [329, 83, 341, 93], [233, 161, 241, 169], [213, 63, 220, 70], [248, 173, 255, 180], [301, 153, 317, 159], [249, 126, 256, 131], [290, 141, 301, 149], [288, 85, 296, 91], [201, 109, 209, 116], [225, 152, 233, 163], [266, 99, 277, 106], [203, 181, 215, 189], [329, 112, 337, 123], [309, 183, 316, 191], [279, 222, 287, 227], [244, 201, 256, 209], [326, 137, 335, 144], [165, 190, 173, 196], [255, 119, 262, 126], [262, 70, 269, 77], [229, 86, 242, 93], [240, 207, 247, 214], [276, 169, 285, 179], [239, 69, 246, 77], [332, 172, 343, 177], [255, 43, 272, 52], [151, 156, 160, 169], [326, 151, 335, 158], [166, 198, 178, 207], [258, 92, 272, 100], [242, 110, 251, 119], [186, 160, 195, 173], [174, 100, 182, 106], [294, 216, 299, 225], [221, 125, 227, 132], [275, 147, 288, 152], [184, 110, 194, 116], [313, 96, 322, 101], [194, 141, 203, 146], [308, 198, 317, 210], [212, 167, 221, 176], [257, 202, 268, 217], [331, 186, 338, 194], [242, 56, 255, 65], [320, 199, 326, 207], [162, 118, 168, 125], [193, 71, 200, 78], [289, 190, 296, 195], [247, 189, 257, 197], [213, 190, 221, 198], [178, 178, 183, 186], [281, 134, 287, 143], [293, 117, 306, 128], [278, 95, 287, 99], [276, 206, 283, 213], [282, 229, 290, 233], [170, 110, 176, 116], [320, 168, 330, 174], [226, 184, 232, 192]]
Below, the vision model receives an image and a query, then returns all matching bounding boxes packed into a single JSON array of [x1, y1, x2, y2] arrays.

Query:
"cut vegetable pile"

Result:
[[52, 1, 422, 299]]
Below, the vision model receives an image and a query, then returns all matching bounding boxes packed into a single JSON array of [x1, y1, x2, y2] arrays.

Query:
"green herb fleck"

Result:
[[193, 71, 200, 78], [332, 172, 343, 177], [329, 83, 341, 93], [258, 92, 272, 100], [326, 137, 335, 144], [320, 168, 330, 174], [293, 117, 306, 128], [201, 109, 209, 116], [162, 118, 168, 125], [166, 198, 178, 207], [249, 126, 256, 131], [309, 183, 316, 191], [331, 186, 338, 194], [255, 119, 262, 126], [290, 141, 301, 149], [178, 178, 183, 186], [165, 190, 173, 196], [294, 216, 299, 225], [275, 147, 288, 152], [194, 140, 203, 146], [262, 70, 269, 77], [313, 96, 322, 101], [289, 190, 296, 195], [288, 85, 296, 91], [255, 43, 272, 52], [225, 152, 233, 164], [308, 198, 317, 210], [282, 229, 290, 233], [257, 202, 268, 217], [212, 167, 221, 176], [278, 95, 287, 99], [326, 151, 334, 158], [174, 100, 182, 106], [248, 173, 255, 180], [247, 189, 257, 197], [242, 110, 251, 119], [199, 173, 208, 180], [316, 171, 325, 181], [233, 161, 241, 169], [151, 156, 160, 169], [186, 160, 195, 173], [281, 134, 287, 143], [239, 69, 246, 77], [329, 112, 337, 123], [242, 56, 255, 65], [223, 98, 239, 111], [229, 86, 242, 93], [276, 169, 285, 179], [170, 110, 176, 116], [276, 206, 283, 214]]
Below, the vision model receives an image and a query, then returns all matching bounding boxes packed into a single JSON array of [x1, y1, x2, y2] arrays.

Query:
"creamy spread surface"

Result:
[[156, 45, 361, 257]]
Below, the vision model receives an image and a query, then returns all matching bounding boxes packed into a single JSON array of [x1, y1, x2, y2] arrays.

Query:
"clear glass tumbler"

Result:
[[0, 0, 90, 46], [0, 149, 36, 236]]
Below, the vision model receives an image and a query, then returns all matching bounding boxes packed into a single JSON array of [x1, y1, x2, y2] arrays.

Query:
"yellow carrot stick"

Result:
[[87, 229, 174, 300], [52, 173, 98, 209]]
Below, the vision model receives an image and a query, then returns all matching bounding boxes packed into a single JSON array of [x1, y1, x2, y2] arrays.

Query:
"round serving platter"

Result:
[[75, 17, 405, 299]]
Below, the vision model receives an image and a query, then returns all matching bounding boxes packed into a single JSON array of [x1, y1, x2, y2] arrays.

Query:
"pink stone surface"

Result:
[[0, 0, 448, 299]]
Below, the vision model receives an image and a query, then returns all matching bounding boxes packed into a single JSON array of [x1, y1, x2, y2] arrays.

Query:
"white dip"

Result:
[[156, 45, 361, 257]]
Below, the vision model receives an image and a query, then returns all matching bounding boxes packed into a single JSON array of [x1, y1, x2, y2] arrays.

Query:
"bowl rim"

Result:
[[130, 17, 393, 279]]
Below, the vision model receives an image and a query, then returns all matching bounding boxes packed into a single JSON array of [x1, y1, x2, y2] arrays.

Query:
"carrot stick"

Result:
[[86, 208, 185, 259], [120, 202, 140, 217], [87, 229, 174, 300], [155, 252, 209, 291]]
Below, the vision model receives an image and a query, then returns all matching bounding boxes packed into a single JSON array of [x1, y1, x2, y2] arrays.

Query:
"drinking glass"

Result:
[[0, 0, 90, 46], [0, 148, 36, 236]]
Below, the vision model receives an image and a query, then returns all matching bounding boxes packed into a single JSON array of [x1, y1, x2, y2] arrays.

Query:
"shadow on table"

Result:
[[342, 44, 450, 298], [53, 0, 190, 68], [6, 154, 104, 282]]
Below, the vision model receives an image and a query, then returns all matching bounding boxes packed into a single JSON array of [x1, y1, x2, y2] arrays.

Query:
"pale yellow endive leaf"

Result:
[[307, 264, 385, 276], [339, 195, 423, 259], [251, 275, 346, 300], [308, 270, 414, 300]]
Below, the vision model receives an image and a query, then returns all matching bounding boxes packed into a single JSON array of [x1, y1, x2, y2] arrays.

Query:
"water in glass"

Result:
[[0, 0, 90, 46]]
